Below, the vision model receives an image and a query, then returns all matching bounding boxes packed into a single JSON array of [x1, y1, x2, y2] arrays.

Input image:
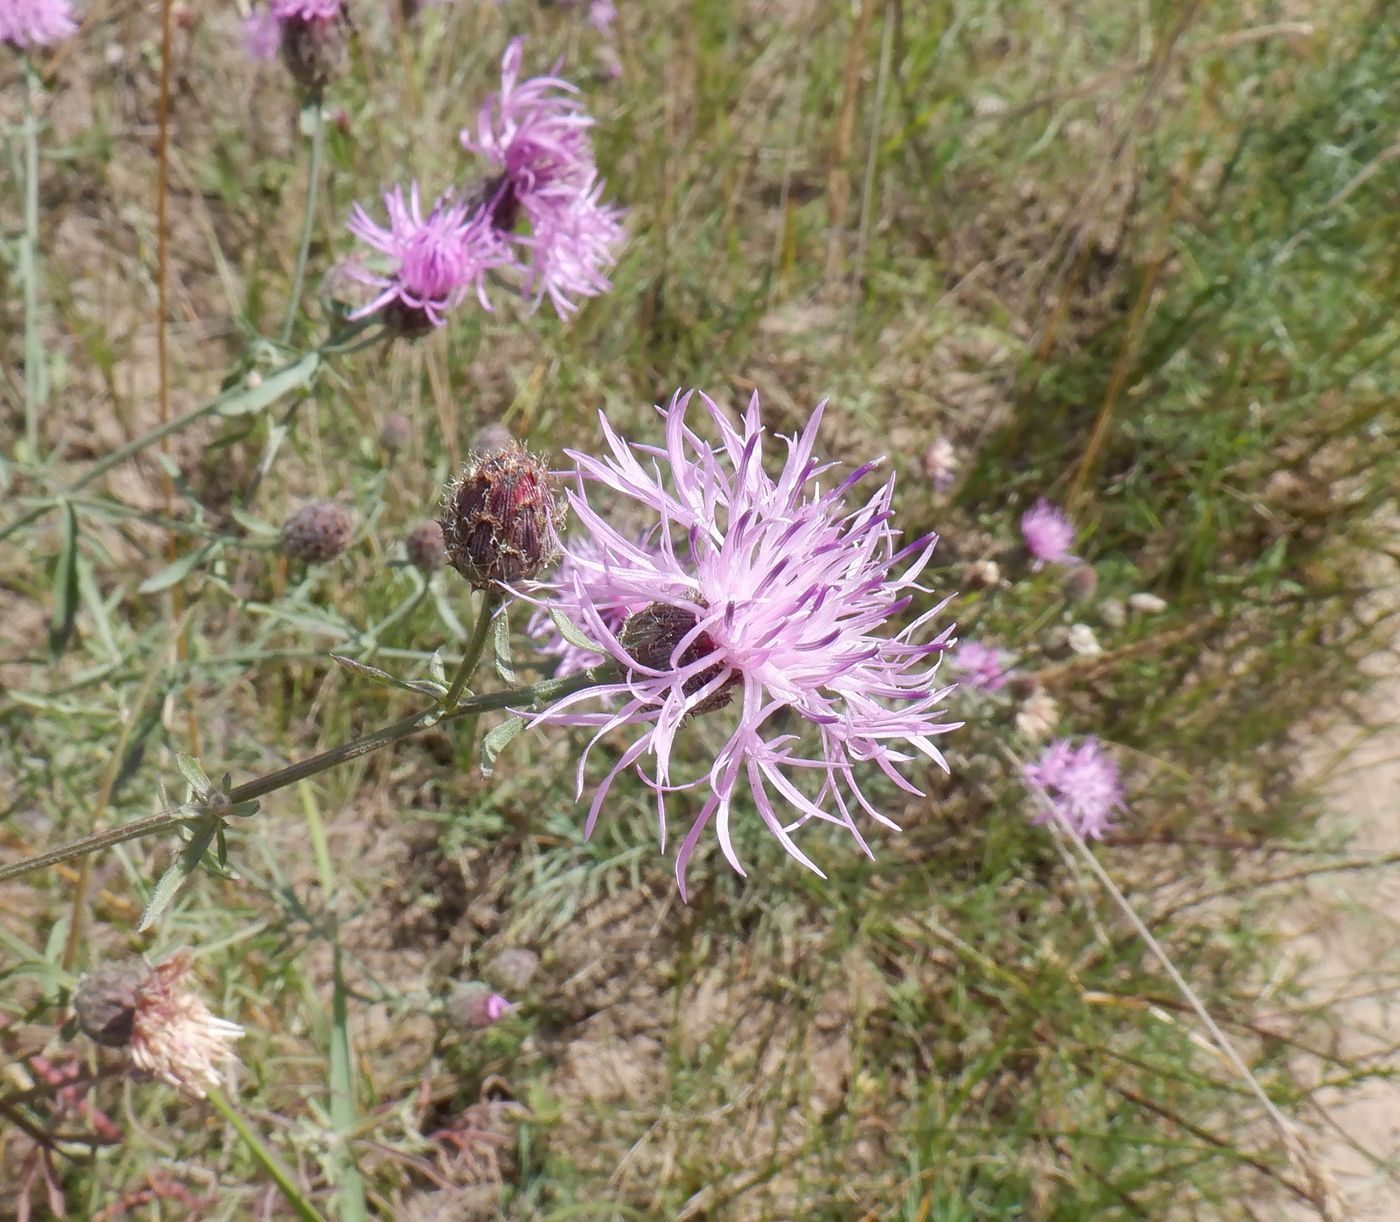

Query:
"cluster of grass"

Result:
[[3, 0, 1400, 1217]]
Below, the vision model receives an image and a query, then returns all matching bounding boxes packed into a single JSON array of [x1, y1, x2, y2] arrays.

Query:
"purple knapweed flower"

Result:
[[949, 639, 1011, 693], [531, 391, 959, 899], [463, 38, 626, 318], [528, 534, 657, 677], [1023, 737, 1125, 840], [0, 0, 78, 48], [345, 182, 510, 332], [1021, 498, 1078, 570], [241, 8, 280, 60]]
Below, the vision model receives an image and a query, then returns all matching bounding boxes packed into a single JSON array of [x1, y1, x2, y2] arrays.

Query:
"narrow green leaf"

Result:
[[549, 606, 602, 654], [138, 816, 219, 932], [138, 543, 213, 595], [47, 500, 79, 658], [229, 507, 280, 537], [492, 609, 516, 684], [481, 715, 527, 777], [330, 653, 446, 698], [176, 753, 214, 799], [216, 350, 321, 419]]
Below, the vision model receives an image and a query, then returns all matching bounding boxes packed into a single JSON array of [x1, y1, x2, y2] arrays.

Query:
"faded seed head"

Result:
[[441, 445, 563, 589], [405, 520, 446, 572], [281, 501, 355, 564]]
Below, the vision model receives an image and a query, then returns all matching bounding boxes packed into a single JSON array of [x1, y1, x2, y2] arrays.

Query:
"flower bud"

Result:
[[1015, 689, 1060, 743], [441, 445, 563, 589], [447, 981, 513, 1030], [470, 421, 515, 456], [1128, 592, 1169, 615], [1062, 564, 1098, 604], [379, 412, 413, 455], [280, 11, 349, 93], [487, 948, 540, 993], [405, 520, 446, 572], [281, 501, 355, 564]]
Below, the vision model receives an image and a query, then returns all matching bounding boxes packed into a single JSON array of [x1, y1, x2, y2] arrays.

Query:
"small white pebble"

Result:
[[1128, 592, 1169, 614]]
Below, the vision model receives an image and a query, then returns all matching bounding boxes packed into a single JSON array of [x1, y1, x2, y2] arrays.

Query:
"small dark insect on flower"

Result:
[[405, 520, 446, 572], [281, 501, 355, 564], [441, 444, 563, 589]]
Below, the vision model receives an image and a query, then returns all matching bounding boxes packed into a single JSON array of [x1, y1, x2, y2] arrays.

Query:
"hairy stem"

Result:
[[443, 588, 501, 711], [280, 93, 326, 345], [0, 664, 612, 886]]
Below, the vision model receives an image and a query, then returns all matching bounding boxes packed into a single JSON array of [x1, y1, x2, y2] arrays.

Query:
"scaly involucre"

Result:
[[534, 391, 959, 898], [346, 182, 509, 329], [0, 0, 78, 48], [464, 38, 626, 317]]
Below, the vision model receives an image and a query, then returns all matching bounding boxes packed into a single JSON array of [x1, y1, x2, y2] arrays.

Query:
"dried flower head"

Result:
[[949, 639, 1012, 693], [1015, 688, 1059, 742], [1062, 563, 1098, 604], [405, 520, 446, 572], [281, 501, 354, 563], [533, 390, 959, 898], [1128, 591, 1169, 615], [446, 981, 513, 1030], [346, 182, 509, 334], [0, 0, 77, 48], [441, 444, 563, 588], [1021, 498, 1078, 570], [1023, 737, 1125, 840], [75, 952, 243, 1098], [921, 437, 958, 492], [379, 411, 413, 454]]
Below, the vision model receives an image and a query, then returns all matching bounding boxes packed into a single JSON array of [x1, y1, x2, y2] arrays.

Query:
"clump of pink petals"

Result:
[[463, 38, 626, 318], [0, 0, 78, 48], [1021, 498, 1078, 570], [528, 534, 657, 677], [531, 390, 959, 899], [345, 182, 509, 328], [241, 8, 279, 59], [949, 639, 1012, 693], [270, 0, 341, 17], [1023, 737, 1125, 840]]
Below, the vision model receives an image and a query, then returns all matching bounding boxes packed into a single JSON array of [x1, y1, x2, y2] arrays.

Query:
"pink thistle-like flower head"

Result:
[[0, 0, 78, 49], [1020, 498, 1078, 570], [949, 639, 1012, 693], [345, 182, 510, 334], [464, 38, 597, 204], [270, 0, 341, 17], [447, 982, 513, 1030], [75, 952, 243, 1098], [531, 391, 960, 899], [1023, 737, 1125, 840], [517, 175, 626, 318]]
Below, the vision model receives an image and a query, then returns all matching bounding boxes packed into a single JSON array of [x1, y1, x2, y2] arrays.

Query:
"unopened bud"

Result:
[[280, 12, 350, 93], [1062, 564, 1098, 604], [471, 421, 515, 456], [1099, 598, 1127, 629], [965, 559, 1001, 589], [447, 981, 513, 1030], [379, 412, 413, 455], [1067, 623, 1102, 657], [1015, 689, 1059, 743], [441, 445, 563, 589], [405, 520, 446, 572], [487, 948, 540, 993], [281, 501, 354, 564]]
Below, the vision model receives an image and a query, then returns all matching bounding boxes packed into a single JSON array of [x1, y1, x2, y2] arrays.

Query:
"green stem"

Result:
[[68, 319, 375, 494], [20, 57, 43, 461], [443, 588, 501, 711], [206, 1087, 327, 1222], [0, 664, 613, 886], [280, 94, 325, 346]]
